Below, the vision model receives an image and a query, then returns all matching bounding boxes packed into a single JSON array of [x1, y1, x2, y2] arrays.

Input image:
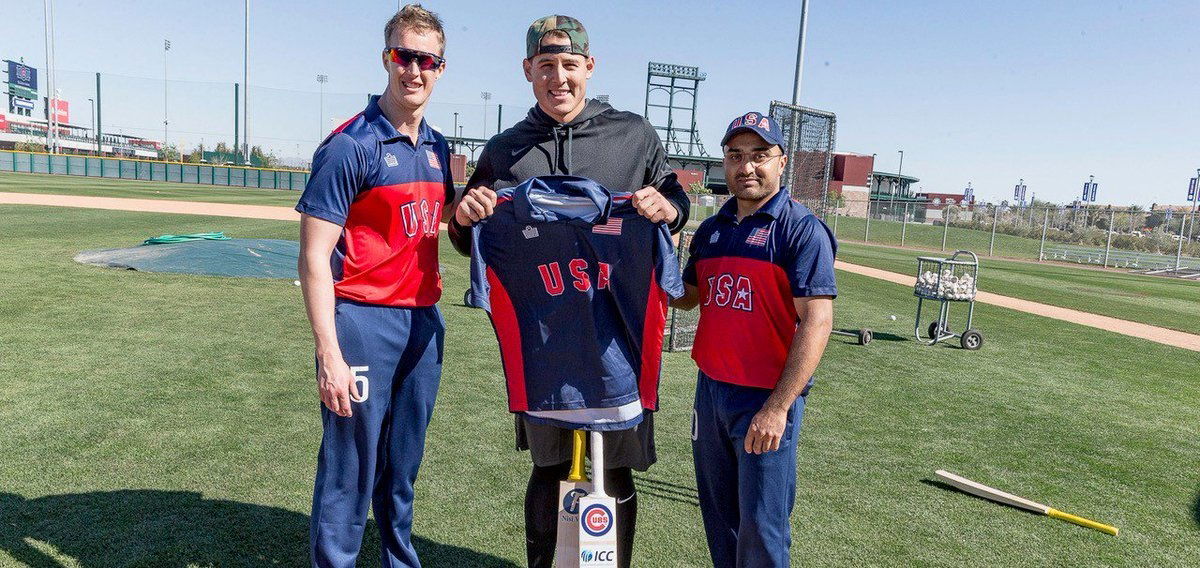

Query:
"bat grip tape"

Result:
[[1046, 508, 1119, 536]]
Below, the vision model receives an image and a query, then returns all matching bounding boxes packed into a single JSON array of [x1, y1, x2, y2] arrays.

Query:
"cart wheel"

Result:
[[927, 321, 948, 339], [463, 289, 474, 307], [857, 329, 873, 346], [960, 329, 983, 350]]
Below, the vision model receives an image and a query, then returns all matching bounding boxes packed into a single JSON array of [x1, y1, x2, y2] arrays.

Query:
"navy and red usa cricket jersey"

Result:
[[469, 175, 683, 431], [296, 95, 453, 307], [683, 188, 837, 390]]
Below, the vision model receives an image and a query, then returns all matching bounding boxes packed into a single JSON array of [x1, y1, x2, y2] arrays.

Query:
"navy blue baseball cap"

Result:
[[720, 111, 785, 150]]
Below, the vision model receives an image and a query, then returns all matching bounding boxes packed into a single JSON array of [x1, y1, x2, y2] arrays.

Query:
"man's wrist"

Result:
[[762, 394, 793, 413], [316, 346, 342, 363]]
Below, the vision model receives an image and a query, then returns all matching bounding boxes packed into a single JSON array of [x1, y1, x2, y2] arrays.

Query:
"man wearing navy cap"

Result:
[[673, 112, 836, 567]]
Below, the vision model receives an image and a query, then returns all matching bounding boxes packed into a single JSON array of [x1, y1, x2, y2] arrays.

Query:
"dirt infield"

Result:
[[5, 190, 1198, 352], [0, 191, 300, 221]]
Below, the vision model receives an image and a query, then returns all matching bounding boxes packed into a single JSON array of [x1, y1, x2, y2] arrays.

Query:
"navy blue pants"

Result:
[[310, 301, 444, 568], [691, 372, 808, 568]]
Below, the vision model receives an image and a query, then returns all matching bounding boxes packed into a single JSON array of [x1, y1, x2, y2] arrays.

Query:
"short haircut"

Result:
[[385, 4, 446, 55]]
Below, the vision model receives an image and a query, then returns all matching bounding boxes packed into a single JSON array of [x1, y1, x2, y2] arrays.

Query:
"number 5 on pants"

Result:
[[350, 365, 370, 402]]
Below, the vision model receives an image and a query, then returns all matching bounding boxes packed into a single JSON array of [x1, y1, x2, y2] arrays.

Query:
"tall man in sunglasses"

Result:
[[447, 14, 690, 568], [674, 113, 836, 567], [295, 5, 453, 567]]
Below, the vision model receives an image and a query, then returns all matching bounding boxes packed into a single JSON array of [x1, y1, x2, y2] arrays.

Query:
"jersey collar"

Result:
[[716, 187, 790, 222], [364, 95, 434, 146], [513, 175, 614, 224]]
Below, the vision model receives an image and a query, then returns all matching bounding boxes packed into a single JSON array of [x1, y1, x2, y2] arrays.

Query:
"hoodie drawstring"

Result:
[[566, 126, 573, 175], [551, 124, 575, 175]]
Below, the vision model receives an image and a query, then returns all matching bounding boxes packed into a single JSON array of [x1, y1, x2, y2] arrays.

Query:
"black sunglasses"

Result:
[[385, 47, 445, 71]]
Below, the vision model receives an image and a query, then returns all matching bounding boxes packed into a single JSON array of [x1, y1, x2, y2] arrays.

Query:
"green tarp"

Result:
[[75, 239, 299, 279]]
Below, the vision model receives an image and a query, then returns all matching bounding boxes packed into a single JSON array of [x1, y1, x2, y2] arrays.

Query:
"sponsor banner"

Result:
[[51, 98, 69, 124], [6, 60, 37, 91], [1188, 178, 1196, 201]]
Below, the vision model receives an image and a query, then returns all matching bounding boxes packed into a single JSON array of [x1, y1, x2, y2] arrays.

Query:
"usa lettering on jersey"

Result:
[[400, 198, 442, 237], [704, 273, 754, 312], [538, 260, 612, 295]]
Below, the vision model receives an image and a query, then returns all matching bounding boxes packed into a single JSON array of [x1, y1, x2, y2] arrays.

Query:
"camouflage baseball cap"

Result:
[[526, 15, 589, 59]]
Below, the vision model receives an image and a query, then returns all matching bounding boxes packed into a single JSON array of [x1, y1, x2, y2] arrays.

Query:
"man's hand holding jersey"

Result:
[[455, 186, 499, 225], [455, 184, 678, 225], [631, 186, 679, 225]]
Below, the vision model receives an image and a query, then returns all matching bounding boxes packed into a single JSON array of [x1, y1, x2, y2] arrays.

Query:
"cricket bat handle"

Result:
[[568, 430, 586, 482], [591, 431, 607, 497], [1046, 508, 1119, 536]]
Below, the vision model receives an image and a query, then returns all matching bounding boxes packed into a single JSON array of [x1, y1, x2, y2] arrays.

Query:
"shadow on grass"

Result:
[[830, 330, 909, 345], [1194, 488, 1200, 528], [0, 490, 517, 567], [634, 474, 700, 507]]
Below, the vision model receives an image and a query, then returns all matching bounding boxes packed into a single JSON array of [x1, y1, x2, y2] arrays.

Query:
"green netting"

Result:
[[75, 238, 299, 279]]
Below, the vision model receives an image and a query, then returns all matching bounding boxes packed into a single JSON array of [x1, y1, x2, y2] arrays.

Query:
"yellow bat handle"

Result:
[[568, 429, 586, 482], [1046, 508, 1118, 536]]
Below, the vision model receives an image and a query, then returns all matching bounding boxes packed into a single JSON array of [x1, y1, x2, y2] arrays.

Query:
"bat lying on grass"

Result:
[[934, 470, 1118, 536]]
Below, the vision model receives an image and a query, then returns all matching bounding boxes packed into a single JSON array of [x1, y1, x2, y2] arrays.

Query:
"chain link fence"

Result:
[[830, 199, 1200, 273], [769, 101, 836, 220], [667, 230, 698, 352]]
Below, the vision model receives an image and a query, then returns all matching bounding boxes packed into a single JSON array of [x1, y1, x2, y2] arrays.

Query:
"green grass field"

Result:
[[1, 200, 1197, 566], [837, 242, 1200, 336]]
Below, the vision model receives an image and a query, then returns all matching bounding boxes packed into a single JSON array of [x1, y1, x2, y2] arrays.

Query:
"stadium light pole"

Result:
[[790, 0, 809, 105], [243, 0, 249, 164], [480, 91, 491, 138], [163, 39, 171, 149], [452, 112, 459, 152], [316, 74, 328, 140], [43, 0, 59, 153], [87, 97, 96, 153]]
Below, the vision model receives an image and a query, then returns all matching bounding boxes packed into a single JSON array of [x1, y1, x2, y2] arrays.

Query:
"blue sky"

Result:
[[3, 0, 1198, 206]]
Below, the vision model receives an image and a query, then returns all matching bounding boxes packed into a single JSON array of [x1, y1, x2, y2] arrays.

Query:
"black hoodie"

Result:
[[447, 99, 690, 255]]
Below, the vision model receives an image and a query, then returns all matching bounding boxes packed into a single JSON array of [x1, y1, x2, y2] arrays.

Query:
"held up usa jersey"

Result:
[[295, 95, 453, 306], [683, 189, 837, 390], [469, 175, 683, 431]]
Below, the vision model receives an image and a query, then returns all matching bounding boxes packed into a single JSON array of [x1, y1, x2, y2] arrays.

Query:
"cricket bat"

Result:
[[555, 430, 593, 567], [934, 469, 1118, 536], [577, 431, 618, 567]]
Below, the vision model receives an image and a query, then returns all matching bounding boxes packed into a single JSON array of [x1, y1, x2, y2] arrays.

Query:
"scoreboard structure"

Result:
[[4, 60, 38, 117]]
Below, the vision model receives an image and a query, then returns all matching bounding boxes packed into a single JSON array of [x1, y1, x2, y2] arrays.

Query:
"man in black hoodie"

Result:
[[446, 14, 690, 568]]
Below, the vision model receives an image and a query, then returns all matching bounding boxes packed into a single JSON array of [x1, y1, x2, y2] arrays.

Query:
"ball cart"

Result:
[[913, 250, 983, 350]]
